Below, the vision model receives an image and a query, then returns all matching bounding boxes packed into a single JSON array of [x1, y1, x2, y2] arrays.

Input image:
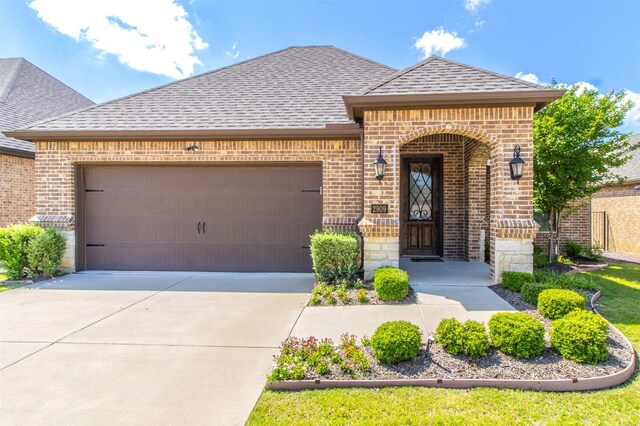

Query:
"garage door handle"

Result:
[[203, 222, 206, 234], [197, 222, 201, 234]]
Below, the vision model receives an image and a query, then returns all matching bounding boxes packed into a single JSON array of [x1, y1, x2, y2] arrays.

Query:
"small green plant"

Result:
[[557, 255, 574, 265], [534, 270, 599, 291], [26, 228, 66, 277], [354, 279, 364, 289], [315, 361, 330, 375], [373, 267, 409, 301], [326, 293, 337, 305], [538, 289, 586, 319], [564, 240, 584, 259], [521, 281, 557, 305], [584, 244, 604, 261], [356, 288, 369, 303], [0, 224, 45, 280], [533, 244, 548, 268], [501, 271, 535, 292], [310, 231, 360, 282], [488, 312, 545, 359], [360, 335, 371, 347], [435, 318, 490, 359], [309, 294, 322, 305], [371, 320, 422, 364], [336, 287, 350, 304], [550, 310, 609, 364]]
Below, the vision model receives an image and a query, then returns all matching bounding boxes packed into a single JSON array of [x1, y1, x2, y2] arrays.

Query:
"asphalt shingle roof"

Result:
[[25, 47, 396, 132], [613, 134, 640, 182], [0, 58, 94, 154], [362, 56, 548, 95]]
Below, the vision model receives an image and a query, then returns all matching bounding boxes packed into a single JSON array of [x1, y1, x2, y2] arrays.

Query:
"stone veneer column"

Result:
[[359, 218, 400, 280]]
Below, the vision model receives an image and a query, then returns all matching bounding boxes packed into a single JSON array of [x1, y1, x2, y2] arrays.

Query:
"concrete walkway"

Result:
[[292, 260, 515, 342], [0, 271, 313, 426]]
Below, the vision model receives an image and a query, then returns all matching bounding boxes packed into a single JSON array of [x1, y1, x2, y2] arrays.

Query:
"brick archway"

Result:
[[397, 125, 499, 150]]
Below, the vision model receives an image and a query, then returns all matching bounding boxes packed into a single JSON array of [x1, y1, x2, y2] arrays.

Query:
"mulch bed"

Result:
[[541, 258, 608, 275], [307, 281, 417, 307], [296, 287, 632, 382]]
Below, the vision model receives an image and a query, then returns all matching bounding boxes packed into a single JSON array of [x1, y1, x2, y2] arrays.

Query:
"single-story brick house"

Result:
[[0, 58, 93, 227], [592, 134, 640, 257], [8, 46, 564, 282]]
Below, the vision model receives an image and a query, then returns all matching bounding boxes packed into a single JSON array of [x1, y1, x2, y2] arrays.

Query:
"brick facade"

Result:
[[592, 184, 640, 255], [0, 154, 35, 227], [33, 107, 539, 281]]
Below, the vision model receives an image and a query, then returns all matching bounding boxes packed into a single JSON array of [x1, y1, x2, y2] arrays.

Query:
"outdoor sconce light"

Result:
[[184, 144, 200, 152], [509, 145, 525, 180], [373, 147, 387, 180]]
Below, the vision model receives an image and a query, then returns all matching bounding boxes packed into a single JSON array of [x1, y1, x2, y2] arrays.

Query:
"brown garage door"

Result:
[[81, 165, 322, 272]]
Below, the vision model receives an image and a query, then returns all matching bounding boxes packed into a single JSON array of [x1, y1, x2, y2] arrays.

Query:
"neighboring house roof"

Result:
[[612, 134, 640, 183], [8, 46, 564, 141], [0, 58, 94, 157]]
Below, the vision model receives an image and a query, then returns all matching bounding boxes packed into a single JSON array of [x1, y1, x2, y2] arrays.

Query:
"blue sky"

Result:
[[1, 0, 638, 131]]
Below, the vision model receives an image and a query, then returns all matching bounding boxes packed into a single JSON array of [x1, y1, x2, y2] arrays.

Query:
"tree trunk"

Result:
[[555, 211, 563, 261], [547, 211, 554, 263]]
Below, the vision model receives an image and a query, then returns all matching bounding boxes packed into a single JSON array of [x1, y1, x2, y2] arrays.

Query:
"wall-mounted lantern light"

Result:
[[509, 145, 525, 180], [373, 147, 387, 180], [184, 144, 200, 152]]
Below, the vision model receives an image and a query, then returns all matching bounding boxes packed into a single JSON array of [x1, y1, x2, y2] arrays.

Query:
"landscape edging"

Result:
[[266, 290, 636, 392]]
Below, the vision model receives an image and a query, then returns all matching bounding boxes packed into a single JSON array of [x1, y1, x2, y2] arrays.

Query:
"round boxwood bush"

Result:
[[371, 320, 422, 364], [550, 310, 608, 364], [538, 289, 585, 320], [373, 267, 409, 301], [435, 318, 489, 359], [521, 281, 557, 305], [488, 312, 545, 359]]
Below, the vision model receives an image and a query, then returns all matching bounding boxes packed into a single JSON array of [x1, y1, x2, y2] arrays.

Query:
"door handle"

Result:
[[203, 222, 206, 234], [197, 222, 201, 234]]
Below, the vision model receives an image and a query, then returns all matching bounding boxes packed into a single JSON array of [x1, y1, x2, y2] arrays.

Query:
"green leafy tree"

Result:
[[534, 84, 636, 260]]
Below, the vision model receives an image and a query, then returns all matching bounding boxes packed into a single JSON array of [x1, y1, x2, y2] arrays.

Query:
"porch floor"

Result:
[[400, 259, 492, 287]]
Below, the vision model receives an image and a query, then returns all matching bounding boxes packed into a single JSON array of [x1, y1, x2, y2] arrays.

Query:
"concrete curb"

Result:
[[266, 291, 636, 393], [565, 262, 609, 275]]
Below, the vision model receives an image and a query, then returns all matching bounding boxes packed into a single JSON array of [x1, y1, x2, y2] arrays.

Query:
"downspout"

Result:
[[355, 122, 366, 271]]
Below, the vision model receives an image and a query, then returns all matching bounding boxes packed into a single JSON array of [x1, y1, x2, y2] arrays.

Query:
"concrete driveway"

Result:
[[0, 271, 313, 426]]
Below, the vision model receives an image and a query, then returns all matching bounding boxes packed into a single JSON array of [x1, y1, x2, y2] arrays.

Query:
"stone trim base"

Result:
[[363, 236, 399, 280]]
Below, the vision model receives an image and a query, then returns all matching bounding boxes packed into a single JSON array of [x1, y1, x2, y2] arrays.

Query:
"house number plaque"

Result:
[[371, 204, 389, 214]]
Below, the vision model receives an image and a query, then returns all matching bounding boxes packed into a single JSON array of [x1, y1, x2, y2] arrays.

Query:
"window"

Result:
[[408, 162, 433, 221], [534, 211, 552, 232]]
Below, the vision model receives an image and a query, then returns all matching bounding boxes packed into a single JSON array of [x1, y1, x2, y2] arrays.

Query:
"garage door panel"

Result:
[[84, 165, 321, 272]]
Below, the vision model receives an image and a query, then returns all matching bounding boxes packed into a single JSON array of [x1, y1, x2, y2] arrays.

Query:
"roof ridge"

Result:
[[361, 56, 438, 95], [325, 46, 397, 72], [21, 59, 94, 104], [429, 55, 549, 90], [22, 46, 298, 131], [0, 58, 25, 102]]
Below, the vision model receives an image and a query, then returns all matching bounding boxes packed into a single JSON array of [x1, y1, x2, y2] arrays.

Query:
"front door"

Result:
[[401, 157, 442, 257]]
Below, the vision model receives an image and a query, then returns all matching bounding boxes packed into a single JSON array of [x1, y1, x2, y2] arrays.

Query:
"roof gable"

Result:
[[362, 56, 549, 95], [613, 134, 640, 182], [0, 58, 94, 155]]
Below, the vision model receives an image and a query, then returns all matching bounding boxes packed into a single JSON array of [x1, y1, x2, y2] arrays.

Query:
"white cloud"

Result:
[[414, 28, 465, 58], [29, 0, 208, 79], [465, 0, 491, 12], [225, 42, 240, 60], [623, 90, 640, 127], [515, 72, 543, 85]]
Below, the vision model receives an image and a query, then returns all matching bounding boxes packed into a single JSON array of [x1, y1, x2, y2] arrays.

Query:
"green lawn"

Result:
[[247, 263, 640, 426], [0, 273, 24, 292]]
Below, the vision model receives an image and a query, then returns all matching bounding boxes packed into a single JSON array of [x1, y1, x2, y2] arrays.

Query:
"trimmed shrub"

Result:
[[310, 231, 360, 282], [0, 224, 44, 280], [27, 228, 66, 277], [533, 244, 548, 268], [488, 312, 545, 359], [371, 320, 422, 364], [550, 311, 608, 364], [521, 281, 557, 305], [501, 271, 535, 292], [564, 240, 583, 259], [373, 267, 409, 301], [538, 289, 585, 320], [435, 318, 489, 359]]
